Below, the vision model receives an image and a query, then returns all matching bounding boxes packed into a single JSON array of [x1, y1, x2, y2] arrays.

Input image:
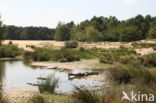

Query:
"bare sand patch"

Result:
[[136, 48, 156, 56], [2, 40, 132, 50], [31, 59, 111, 70]]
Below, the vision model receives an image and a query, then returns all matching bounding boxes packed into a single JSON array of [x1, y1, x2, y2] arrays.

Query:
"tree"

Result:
[[118, 25, 143, 42], [103, 32, 119, 41], [54, 24, 70, 41], [0, 16, 3, 45], [85, 26, 102, 42], [148, 26, 156, 39]]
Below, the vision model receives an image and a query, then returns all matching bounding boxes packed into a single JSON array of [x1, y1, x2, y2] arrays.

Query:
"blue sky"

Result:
[[0, 0, 156, 28]]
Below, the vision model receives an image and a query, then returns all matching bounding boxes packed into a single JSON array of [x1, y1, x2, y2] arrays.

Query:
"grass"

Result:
[[108, 64, 156, 85], [99, 47, 136, 64], [27, 95, 46, 103], [0, 44, 23, 58], [72, 84, 156, 103], [141, 53, 156, 67], [24, 47, 98, 62], [24, 46, 136, 64], [38, 74, 59, 94], [73, 87, 100, 103], [132, 42, 156, 49]]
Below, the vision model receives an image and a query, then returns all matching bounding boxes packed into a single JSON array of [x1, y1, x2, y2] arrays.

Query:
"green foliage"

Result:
[[65, 41, 78, 48], [0, 16, 4, 45], [148, 26, 156, 39], [3, 26, 55, 40], [118, 55, 141, 68], [54, 22, 74, 41], [99, 47, 136, 64], [73, 87, 99, 103], [24, 47, 98, 62], [103, 32, 119, 41], [117, 25, 143, 42], [109, 64, 156, 85], [85, 26, 103, 42], [99, 54, 114, 64], [141, 53, 156, 67], [0, 44, 23, 58], [2, 15, 156, 42], [38, 74, 59, 94], [8, 41, 13, 44], [32, 48, 52, 61]]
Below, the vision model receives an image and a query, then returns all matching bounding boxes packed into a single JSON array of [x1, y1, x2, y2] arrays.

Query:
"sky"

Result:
[[0, 0, 156, 28]]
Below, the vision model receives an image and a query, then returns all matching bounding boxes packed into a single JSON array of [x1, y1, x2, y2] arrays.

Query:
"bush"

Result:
[[8, 41, 13, 44], [141, 53, 156, 67], [99, 55, 114, 64], [99, 47, 136, 64], [108, 64, 156, 85], [65, 41, 78, 48], [118, 55, 141, 68], [24, 47, 83, 62], [109, 65, 132, 84], [73, 87, 99, 103], [38, 74, 59, 94], [0, 44, 23, 58]]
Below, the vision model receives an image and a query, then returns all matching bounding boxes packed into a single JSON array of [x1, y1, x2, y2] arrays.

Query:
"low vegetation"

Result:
[[65, 41, 78, 48], [38, 74, 59, 94], [99, 47, 136, 64], [24, 47, 99, 62], [28, 95, 46, 103], [0, 44, 23, 58], [141, 53, 156, 67]]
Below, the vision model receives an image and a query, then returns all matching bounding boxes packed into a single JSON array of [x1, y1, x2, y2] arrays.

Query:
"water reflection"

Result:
[[0, 61, 5, 85]]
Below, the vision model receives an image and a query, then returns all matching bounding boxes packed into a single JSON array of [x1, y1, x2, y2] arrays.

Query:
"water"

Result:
[[0, 61, 102, 93]]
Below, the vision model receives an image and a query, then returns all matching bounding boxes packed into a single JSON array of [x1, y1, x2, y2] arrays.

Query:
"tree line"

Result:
[[1, 14, 156, 42]]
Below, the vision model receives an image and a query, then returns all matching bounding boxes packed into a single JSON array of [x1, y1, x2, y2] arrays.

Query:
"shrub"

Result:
[[73, 87, 99, 103], [8, 41, 13, 44], [99, 47, 136, 64], [108, 64, 156, 85], [65, 41, 78, 48], [99, 55, 114, 64], [38, 74, 59, 94], [118, 55, 141, 68], [0, 44, 23, 58], [79, 47, 85, 52], [109, 65, 132, 84], [24, 47, 82, 62], [141, 53, 156, 67]]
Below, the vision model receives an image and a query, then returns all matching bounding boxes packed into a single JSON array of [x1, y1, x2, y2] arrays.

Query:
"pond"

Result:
[[0, 60, 103, 93]]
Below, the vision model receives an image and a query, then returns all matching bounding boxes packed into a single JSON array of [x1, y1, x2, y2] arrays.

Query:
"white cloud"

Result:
[[124, 0, 137, 4]]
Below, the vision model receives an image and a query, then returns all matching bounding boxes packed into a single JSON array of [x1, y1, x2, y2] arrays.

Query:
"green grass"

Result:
[[108, 64, 156, 85], [38, 74, 59, 94], [99, 47, 136, 64], [0, 44, 23, 58], [24, 47, 98, 62], [141, 53, 156, 67], [27, 95, 46, 103]]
